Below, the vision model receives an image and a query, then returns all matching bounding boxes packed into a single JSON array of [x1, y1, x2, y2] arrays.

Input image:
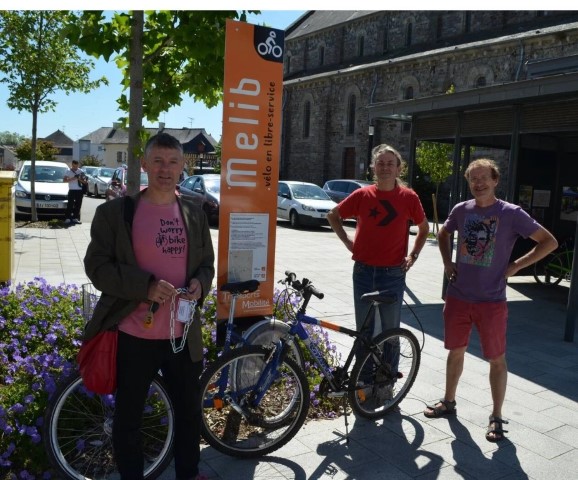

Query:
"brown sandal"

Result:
[[423, 399, 457, 418], [486, 416, 509, 442]]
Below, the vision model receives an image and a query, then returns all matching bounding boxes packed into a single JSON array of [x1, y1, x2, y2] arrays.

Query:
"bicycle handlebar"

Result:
[[283, 270, 324, 299]]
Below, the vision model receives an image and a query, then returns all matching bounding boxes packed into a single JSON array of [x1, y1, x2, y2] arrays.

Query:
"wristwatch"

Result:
[[410, 252, 419, 261]]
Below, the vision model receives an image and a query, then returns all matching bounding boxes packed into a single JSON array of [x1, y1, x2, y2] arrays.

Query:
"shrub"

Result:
[[1, 279, 343, 477]]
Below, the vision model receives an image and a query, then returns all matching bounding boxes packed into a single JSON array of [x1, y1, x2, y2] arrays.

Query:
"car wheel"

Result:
[[289, 210, 300, 228]]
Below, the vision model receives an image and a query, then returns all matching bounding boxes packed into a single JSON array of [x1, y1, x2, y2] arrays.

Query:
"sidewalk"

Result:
[[11, 222, 578, 479]]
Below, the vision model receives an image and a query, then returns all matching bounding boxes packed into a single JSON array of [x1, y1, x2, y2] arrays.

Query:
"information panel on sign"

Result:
[[217, 19, 284, 320]]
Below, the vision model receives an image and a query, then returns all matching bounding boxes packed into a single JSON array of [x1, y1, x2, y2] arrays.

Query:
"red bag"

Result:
[[77, 329, 118, 394]]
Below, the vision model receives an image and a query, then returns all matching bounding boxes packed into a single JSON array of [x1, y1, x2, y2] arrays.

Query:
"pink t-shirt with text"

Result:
[[119, 199, 188, 339]]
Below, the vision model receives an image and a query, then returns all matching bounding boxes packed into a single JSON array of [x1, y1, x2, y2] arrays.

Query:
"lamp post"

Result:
[[197, 141, 205, 175], [366, 123, 374, 180]]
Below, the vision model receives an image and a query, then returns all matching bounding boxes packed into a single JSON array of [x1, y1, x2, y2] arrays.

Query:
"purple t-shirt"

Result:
[[444, 199, 540, 302]]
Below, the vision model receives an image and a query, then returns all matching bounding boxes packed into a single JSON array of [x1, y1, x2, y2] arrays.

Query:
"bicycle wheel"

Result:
[[242, 318, 305, 368], [349, 327, 421, 419], [533, 253, 564, 285], [43, 371, 174, 480], [200, 345, 309, 458]]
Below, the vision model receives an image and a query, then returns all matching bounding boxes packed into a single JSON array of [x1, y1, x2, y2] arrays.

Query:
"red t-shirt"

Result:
[[338, 184, 426, 266]]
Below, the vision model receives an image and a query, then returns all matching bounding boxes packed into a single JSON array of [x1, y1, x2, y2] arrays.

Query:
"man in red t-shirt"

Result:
[[328, 144, 429, 404]]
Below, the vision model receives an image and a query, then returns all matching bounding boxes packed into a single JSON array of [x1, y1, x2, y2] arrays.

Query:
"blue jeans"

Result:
[[353, 262, 406, 335], [352, 262, 406, 382]]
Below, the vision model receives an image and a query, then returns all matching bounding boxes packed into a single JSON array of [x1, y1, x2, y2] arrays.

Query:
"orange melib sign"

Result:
[[217, 20, 284, 321]]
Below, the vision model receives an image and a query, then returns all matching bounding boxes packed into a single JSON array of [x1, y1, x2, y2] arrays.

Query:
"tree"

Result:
[[65, 10, 258, 195], [15, 139, 59, 160], [0, 11, 106, 221], [0, 131, 26, 145], [415, 141, 454, 234]]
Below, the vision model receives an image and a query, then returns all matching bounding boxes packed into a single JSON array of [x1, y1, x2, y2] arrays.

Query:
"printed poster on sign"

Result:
[[217, 20, 284, 320]]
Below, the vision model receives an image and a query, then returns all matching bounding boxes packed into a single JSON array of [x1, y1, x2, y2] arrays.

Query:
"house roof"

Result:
[[41, 129, 74, 146], [100, 127, 218, 148], [79, 127, 114, 144]]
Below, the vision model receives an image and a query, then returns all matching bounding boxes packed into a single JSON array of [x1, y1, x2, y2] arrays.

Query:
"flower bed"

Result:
[[0, 279, 342, 478]]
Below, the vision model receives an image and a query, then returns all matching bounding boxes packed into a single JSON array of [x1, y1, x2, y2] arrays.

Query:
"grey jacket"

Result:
[[83, 190, 215, 362]]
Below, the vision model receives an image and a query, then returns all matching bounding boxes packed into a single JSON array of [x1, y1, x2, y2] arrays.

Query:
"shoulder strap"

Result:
[[123, 195, 135, 226]]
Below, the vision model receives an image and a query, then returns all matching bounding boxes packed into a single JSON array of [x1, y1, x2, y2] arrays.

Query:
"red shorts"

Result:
[[443, 295, 508, 360]]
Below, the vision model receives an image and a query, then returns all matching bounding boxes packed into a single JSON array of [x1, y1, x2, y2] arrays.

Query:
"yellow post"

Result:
[[0, 171, 16, 284]]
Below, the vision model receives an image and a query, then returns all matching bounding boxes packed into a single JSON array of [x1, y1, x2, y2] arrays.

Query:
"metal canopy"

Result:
[[367, 71, 578, 343]]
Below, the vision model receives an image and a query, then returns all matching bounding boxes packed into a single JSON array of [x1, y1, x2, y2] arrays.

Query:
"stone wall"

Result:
[[281, 10, 578, 193]]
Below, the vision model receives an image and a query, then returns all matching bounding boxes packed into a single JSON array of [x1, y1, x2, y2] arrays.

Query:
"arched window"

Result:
[[358, 36, 365, 57], [406, 22, 413, 47], [383, 29, 389, 53], [402, 86, 414, 133], [303, 101, 311, 138], [319, 46, 325, 66], [464, 12, 472, 33], [476, 76, 487, 87], [347, 94, 356, 135], [404, 86, 414, 100]]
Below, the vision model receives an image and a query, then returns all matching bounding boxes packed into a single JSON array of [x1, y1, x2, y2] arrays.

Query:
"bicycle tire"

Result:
[[242, 318, 305, 368], [43, 371, 174, 480], [349, 327, 421, 419], [200, 345, 309, 458], [533, 253, 564, 285]]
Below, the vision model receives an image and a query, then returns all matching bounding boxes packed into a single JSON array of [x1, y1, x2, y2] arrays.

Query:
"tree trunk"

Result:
[[127, 11, 144, 196], [30, 107, 38, 222]]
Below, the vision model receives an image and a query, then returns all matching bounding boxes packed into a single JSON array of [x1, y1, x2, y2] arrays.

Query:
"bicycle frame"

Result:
[[266, 286, 398, 397]]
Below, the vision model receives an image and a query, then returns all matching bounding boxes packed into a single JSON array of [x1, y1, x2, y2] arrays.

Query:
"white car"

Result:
[[277, 180, 337, 228], [15, 160, 70, 217], [87, 167, 115, 198]]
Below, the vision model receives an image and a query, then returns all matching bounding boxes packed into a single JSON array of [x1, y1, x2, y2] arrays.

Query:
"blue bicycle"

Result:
[[43, 280, 302, 479], [200, 271, 421, 458]]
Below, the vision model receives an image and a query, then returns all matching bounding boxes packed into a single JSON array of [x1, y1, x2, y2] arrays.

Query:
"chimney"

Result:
[[159, 122, 165, 131], [112, 122, 121, 129]]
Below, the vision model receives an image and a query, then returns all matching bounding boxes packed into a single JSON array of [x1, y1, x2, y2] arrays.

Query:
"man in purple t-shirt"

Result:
[[423, 158, 557, 443]]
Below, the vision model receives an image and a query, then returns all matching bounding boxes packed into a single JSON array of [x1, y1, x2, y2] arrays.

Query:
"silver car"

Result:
[[87, 167, 115, 198], [277, 181, 337, 228], [15, 161, 70, 217]]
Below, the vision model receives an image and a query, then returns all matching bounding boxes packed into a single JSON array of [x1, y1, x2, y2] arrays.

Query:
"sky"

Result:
[[0, 10, 306, 143]]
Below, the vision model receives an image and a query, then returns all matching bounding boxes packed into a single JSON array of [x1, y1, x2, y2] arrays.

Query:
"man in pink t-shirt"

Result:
[[84, 133, 214, 479]]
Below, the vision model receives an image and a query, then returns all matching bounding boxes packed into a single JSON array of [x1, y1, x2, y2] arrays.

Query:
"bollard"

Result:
[[0, 171, 16, 285]]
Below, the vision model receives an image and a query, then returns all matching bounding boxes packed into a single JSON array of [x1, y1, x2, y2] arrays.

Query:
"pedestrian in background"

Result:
[[424, 158, 557, 443], [84, 133, 215, 479], [63, 159, 87, 224]]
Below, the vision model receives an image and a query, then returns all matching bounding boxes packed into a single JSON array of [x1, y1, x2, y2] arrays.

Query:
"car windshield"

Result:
[[20, 165, 68, 183], [122, 171, 149, 185], [290, 184, 331, 200], [205, 179, 220, 194], [98, 168, 114, 178]]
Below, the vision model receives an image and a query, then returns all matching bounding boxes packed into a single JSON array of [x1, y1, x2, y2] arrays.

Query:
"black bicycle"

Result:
[[199, 271, 422, 458]]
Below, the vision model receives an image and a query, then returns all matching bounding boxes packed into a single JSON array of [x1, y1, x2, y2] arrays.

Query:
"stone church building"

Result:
[[280, 11, 578, 242]]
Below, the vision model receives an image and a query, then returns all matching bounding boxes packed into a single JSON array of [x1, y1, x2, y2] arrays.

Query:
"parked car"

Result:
[[105, 166, 148, 201], [81, 166, 99, 178], [87, 167, 115, 198], [277, 180, 337, 228], [177, 174, 220, 225], [322, 179, 373, 203], [15, 160, 70, 217]]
